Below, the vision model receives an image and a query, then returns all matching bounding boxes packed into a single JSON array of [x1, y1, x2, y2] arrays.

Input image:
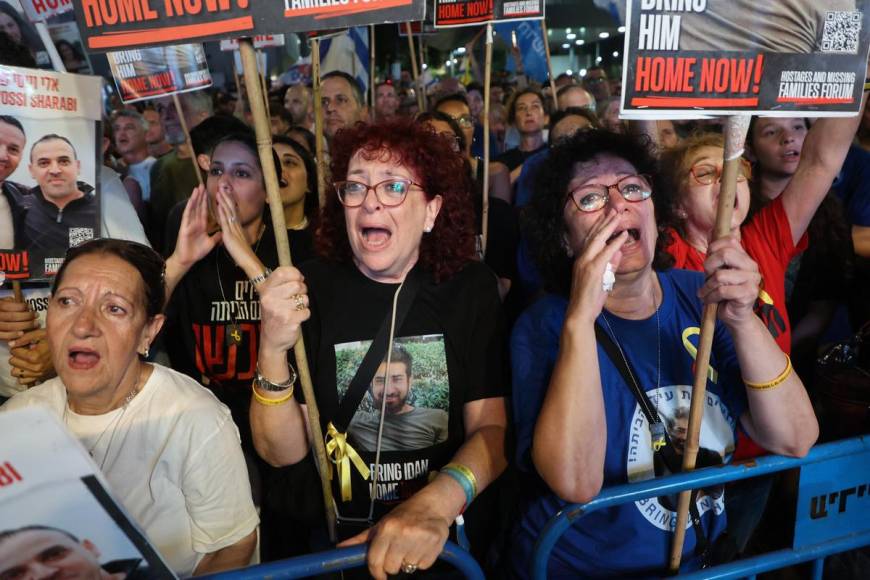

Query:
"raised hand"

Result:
[[698, 235, 762, 329]]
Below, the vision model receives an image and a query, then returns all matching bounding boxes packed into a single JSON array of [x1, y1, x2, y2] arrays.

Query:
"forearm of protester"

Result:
[[249, 266, 312, 467], [782, 89, 869, 244], [249, 347, 311, 467], [192, 530, 257, 576], [730, 314, 818, 457], [853, 224, 870, 258], [532, 316, 607, 503]]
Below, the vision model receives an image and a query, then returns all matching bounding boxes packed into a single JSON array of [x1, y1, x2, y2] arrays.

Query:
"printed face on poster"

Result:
[[73, 0, 425, 52], [107, 43, 212, 103], [0, 408, 175, 578], [620, 0, 870, 118], [0, 65, 101, 282], [0, 0, 51, 67]]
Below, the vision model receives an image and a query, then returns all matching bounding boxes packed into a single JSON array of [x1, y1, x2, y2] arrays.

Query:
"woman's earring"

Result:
[[424, 226, 432, 233], [142, 346, 150, 358]]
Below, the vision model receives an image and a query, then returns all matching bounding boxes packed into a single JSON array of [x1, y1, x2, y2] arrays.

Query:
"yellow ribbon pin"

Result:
[[325, 422, 371, 502], [681, 327, 719, 384]]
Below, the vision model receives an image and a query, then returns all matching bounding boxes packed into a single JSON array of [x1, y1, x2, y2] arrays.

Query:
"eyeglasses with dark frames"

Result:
[[334, 178, 424, 208], [566, 174, 653, 213]]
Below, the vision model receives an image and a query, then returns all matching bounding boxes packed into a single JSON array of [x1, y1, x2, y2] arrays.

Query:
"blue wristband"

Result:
[[441, 465, 476, 511]]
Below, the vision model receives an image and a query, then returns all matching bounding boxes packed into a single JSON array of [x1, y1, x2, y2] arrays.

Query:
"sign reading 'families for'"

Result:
[[434, 0, 544, 28], [108, 44, 212, 103], [621, 0, 870, 118], [74, 0, 425, 52]]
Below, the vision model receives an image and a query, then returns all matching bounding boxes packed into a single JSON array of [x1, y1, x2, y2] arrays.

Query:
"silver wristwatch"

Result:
[[254, 365, 297, 392]]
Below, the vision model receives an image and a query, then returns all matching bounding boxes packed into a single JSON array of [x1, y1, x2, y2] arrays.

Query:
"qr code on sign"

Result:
[[69, 227, 93, 247], [821, 11, 862, 54]]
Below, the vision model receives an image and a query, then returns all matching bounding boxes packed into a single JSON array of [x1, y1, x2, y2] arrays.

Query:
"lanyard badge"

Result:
[[649, 421, 667, 452]]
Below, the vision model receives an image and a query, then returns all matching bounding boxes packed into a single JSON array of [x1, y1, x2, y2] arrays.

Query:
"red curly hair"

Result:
[[316, 118, 476, 283]]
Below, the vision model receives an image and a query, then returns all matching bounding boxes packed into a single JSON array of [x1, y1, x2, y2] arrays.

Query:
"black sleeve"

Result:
[[463, 264, 509, 403]]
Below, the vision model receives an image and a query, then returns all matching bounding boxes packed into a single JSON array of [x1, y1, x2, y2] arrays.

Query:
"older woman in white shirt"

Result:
[[2, 238, 258, 577]]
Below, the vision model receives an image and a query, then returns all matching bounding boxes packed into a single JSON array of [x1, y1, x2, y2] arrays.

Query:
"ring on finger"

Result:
[[400, 561, 418, 574], [229, 215, 237, 223], [292, 294, 306, 311]]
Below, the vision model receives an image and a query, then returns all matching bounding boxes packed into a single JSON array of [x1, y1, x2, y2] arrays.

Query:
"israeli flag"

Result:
[[320, 27, 370, 103]]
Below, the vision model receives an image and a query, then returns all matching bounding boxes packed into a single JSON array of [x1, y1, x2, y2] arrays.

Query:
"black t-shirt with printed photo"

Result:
[[163, 222, 315, 444], [297, 258, 507, 524]]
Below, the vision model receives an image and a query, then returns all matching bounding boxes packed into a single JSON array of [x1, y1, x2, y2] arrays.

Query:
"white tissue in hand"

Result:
[[602, 263, 615, 292]]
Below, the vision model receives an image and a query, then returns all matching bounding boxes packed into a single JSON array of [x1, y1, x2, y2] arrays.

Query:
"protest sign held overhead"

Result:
[[20, 0, 72, 22], [434, 0, 544, 28], [621, 0, 870, 118], [108, 43, 212, 103], [74, 0, 256, 51], [74, 0, 425, 52], [0, 65, 101, 281]]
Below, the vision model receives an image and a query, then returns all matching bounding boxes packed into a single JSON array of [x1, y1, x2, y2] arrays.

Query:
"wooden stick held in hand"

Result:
[[311, 38, 327, 209], [240, 39, 337, 543], [481, 23, 493, 257], [668, 114, 751, 573]]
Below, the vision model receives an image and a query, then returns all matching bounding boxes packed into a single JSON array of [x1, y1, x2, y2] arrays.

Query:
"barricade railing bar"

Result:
[[532, 436, 870, 580], [202, 539, 485, 580]]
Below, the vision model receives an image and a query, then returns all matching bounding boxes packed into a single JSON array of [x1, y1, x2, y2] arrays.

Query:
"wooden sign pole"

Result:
[[240, 38, 337, 542], [405, 23, 424, 112], [369, 25, 377, 121], [311, 38, 327, 208], [481, 23, 493, 256], [668, 115, 751, 572], [540, 21, 557, 104], [171, 93, 204, 188]]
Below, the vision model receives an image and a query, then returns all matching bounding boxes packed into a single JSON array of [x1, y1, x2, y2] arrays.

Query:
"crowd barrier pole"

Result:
[[203, 540, 484, 580], [531, 436, 870, 580]]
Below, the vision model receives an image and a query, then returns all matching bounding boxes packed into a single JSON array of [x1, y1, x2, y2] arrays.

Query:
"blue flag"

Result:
[[494, 21, 548, 84]]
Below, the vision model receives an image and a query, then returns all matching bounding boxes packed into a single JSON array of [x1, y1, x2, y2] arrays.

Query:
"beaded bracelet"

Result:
[[252, 383, 295, 406], [744, 355, 792, 390], [441, 463, 478, 512]]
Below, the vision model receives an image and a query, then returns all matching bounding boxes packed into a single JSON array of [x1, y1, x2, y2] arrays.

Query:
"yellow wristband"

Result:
[[252, 382, 295, 406], [744, 355, 792, 390], [442, 462, 478, 497]]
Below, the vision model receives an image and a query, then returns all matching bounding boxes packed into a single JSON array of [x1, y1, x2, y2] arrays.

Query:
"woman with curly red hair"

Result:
[[251, 118, 508, 579]]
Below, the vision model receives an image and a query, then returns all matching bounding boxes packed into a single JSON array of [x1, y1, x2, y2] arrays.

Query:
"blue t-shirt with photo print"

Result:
[[510, 268, 748, 578]]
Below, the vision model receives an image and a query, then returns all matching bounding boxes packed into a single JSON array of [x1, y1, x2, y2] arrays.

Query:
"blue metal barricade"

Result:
[[203, 540, 484, 579], [531, 436, 870, 579]]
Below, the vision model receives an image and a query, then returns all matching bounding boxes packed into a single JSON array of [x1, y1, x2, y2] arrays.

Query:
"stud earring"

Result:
[[424, 226, 432, 233]]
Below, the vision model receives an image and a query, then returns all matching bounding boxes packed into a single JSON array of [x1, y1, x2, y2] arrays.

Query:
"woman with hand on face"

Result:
[[509, 130, 817, 577], [252, 118, 508, 579], [659, 103, 865, 355], [163, 132, 316, 444], [1, 239, 258, 576]]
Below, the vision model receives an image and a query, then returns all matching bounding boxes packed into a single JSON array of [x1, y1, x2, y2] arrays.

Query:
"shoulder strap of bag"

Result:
[[594, 321, 710, 562], [332, 269, 424, 433]]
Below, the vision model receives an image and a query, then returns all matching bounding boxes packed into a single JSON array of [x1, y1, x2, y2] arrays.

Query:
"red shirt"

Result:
[[666, 197, 807, 459], [665, 196, 807, 355]]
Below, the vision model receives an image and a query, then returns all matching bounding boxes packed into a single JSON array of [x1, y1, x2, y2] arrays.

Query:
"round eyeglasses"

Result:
[[334, 178, 423, 208], [566, 174, 653, 213], [689, 159, 752, 186]]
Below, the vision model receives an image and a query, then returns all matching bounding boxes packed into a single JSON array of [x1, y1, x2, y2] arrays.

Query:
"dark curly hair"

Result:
[[317, 118, 476, 283], [524, 129, 674, 296]]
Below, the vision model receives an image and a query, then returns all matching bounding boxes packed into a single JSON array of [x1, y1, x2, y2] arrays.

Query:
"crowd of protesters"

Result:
[[2, 30, 870, 579]]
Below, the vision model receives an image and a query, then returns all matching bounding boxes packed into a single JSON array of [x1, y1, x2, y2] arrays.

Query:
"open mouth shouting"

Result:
[[68, 346, 100, 370], [361, 224, 392, 250]]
